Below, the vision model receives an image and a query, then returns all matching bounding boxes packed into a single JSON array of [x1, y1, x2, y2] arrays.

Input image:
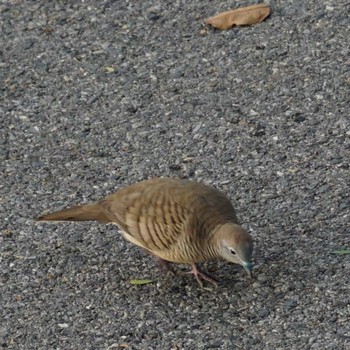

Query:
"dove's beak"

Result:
[[243, 262, 253, 278]]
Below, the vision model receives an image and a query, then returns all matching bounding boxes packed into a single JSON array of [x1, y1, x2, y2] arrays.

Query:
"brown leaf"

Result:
[[204, 4, 270, 30], [171, 342, 180, 350]]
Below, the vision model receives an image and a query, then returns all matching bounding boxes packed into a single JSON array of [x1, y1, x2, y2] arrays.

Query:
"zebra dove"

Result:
[[37, 178, 253, 286]]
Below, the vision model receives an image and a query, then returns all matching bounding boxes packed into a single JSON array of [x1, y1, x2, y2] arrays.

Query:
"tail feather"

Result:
[[36, 204, 111, 223]]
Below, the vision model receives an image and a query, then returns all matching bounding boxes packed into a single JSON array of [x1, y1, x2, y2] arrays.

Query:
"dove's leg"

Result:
[[183, 264, 219, 287], [153, 256, 176, 275], [141, 249, 175, 274]]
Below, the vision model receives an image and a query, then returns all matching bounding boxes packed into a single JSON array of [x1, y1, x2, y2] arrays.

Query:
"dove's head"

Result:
[[217, 223, 253, 277]]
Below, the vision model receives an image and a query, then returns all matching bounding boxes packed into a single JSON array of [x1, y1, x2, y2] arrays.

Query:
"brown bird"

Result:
[[37, 178, 253, 286]]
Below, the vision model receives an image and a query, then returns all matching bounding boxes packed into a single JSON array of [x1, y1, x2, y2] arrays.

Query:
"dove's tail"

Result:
[[36, 204, 111, 223]]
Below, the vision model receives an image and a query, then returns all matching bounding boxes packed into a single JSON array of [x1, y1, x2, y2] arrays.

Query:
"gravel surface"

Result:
[[1, 1, 349, 349]]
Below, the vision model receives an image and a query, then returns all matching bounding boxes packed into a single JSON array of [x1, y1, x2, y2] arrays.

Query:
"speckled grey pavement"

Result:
[[1, 1, 349, 349]]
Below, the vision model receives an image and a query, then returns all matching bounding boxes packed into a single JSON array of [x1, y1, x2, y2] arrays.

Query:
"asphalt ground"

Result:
[[1, 1, 349, 349]]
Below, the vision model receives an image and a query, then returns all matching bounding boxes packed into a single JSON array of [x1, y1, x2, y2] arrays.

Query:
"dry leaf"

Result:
[[205, 4, 270, 30], [106, 344, 128, 350], [171, 342, 180, 350], [331, 249, 350, 255], [130, 279, 154, 285], [105, 66, 115, 73]]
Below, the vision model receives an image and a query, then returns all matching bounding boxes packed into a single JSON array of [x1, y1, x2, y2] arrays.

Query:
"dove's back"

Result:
[[37, 178, 239, 263]]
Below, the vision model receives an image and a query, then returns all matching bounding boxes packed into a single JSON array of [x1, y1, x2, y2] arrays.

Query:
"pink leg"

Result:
[[183, 264, 219, 287]]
